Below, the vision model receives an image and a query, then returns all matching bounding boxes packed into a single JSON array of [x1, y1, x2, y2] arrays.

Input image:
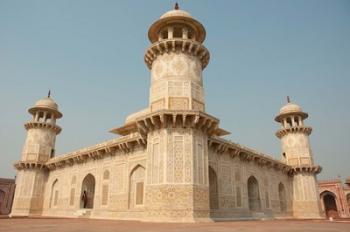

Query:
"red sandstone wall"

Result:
[[0, 178, 16, 215]]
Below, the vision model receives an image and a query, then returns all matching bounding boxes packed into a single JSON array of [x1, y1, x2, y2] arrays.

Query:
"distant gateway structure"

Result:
[[11, 5, 324, 222]]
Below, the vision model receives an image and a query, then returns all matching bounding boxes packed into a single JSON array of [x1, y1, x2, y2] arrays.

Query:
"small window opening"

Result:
[[161, 30, 168, 39], [173, 27, 182, 38], [188, 28, 194, 40], [46, 113, 51, 122], [51, 149, 55, 158], [294, 117, 299, 126], [38, 112, 44, 122], [135, 182, 144, 205]]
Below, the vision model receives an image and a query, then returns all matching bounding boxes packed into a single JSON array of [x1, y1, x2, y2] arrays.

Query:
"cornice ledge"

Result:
[[134, 110, 226, 137]]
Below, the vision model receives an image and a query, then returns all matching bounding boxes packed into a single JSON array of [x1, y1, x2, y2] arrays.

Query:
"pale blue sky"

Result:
[[0, 0, 349, 180]]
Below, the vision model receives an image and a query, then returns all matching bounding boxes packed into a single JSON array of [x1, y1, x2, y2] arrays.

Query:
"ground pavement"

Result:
[[0, 218, 350, 232]]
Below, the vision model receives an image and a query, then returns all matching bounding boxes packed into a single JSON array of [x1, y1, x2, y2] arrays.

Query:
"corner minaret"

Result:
[[145, 3, 209, 112], [11, 93, 62, 216], [275, 97, 322, 218]]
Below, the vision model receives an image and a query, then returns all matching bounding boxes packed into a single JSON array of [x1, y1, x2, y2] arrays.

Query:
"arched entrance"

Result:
[[279, 183, 287, 212], [129, 165, 145, 209], [248, 176, 261, 211], [81, 174, 95, 209], [0, 190, 5, 214], [49, 179, 58, 208], [209, 167, 218, 210], [321, 192, 339, 218]]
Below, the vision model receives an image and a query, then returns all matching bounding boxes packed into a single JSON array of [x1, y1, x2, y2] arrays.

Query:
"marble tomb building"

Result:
[[10, 5, 324, 222]]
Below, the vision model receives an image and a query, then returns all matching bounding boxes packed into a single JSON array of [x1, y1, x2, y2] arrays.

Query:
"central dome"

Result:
[[275, 100, 308, 122], [35, 97, 59, 111], [28, 95, 63, 118], [147, 3, 206, 43], [160, 9, 193, 19], [279, 103, 303, 115]]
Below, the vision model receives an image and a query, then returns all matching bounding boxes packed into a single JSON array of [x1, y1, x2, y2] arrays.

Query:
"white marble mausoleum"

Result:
[[11, 5, 324, 222]]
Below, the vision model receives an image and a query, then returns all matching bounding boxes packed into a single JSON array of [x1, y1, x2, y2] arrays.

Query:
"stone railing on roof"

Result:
[[208, 136, 294, 176], [45, 132, 146, 170]]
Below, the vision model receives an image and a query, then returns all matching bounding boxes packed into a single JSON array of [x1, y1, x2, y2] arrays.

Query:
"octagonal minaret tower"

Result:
[[136, 4, 219, 222], [11, 92, 62, 216], [275, 97, 322, 219], [145, 3, 210, 112]]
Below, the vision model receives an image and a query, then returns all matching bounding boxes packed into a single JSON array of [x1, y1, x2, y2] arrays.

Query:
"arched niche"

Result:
[[49, 179, 59, 208], [81, 174, 96, 209], [247, 176, 261, 211], [209, 166, 219, 210], [320, 191, 339, 219], [129, 165, 145, 209], [279, 182, 287, 212]]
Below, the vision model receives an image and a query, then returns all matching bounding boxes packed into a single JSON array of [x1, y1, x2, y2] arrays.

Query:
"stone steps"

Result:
[[252, 212, 268, 219], [73, 209, 92, 218]]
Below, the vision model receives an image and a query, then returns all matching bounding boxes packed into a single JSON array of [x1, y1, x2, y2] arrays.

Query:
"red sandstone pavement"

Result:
[[0, 218, 350, 232]]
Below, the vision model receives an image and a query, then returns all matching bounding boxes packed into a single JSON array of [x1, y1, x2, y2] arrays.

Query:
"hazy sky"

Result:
[[0, 0, 349, 180]]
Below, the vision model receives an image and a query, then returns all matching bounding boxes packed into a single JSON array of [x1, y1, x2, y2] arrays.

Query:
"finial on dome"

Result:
[[174, 2, 179, 10], [287, 96, 291, 103], [48, 90, 51, 98]]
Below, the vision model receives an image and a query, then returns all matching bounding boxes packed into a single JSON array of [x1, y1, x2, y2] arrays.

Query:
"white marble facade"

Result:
[[10, 5, 323, 222]]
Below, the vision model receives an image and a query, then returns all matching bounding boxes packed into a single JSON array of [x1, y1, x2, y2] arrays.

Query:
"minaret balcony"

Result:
[[290, 164, 322, 174], [13, 160, 47, 171], [24, 121, 62, 134], [275, 126, 312, 138], [144, 38, 210, 69], [133, 110, 222, 137]]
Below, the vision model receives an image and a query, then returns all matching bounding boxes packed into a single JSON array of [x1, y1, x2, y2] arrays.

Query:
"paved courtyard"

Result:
[[0, 218, 349, 232]]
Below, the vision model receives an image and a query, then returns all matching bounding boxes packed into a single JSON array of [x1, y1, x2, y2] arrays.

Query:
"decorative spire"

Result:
[[174, 2, 179, 10], [287, 96, 291, 103], [48, 90, 51, 98]]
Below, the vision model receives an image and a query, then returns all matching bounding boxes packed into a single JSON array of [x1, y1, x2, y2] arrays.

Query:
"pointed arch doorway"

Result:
[[247, 176, 261, 211], [279, 183, 287, 212], [81, 174, 96, 209], [129, 165, 145, 209], [209, 166, 219, 210], [321, 192, 339, 219]]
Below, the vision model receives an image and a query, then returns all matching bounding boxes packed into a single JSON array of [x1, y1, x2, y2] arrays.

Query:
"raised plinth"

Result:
[[276, 126, 312, 138], [24, 121, 62, 134], [144, 38, 210, 69]]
